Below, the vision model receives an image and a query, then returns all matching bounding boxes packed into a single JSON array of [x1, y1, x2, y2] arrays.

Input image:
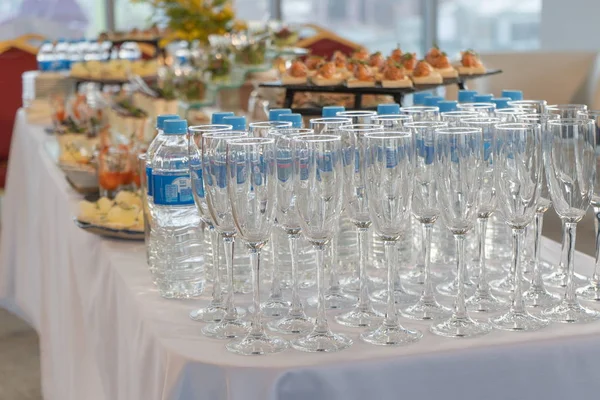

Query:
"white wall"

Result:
[[541, 0, 600, 51]]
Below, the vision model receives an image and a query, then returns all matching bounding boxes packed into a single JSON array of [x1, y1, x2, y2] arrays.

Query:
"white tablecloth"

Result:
[[2, 109, 600, 400]]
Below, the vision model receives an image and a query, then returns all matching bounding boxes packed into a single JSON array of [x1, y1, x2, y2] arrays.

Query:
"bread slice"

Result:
[[436, 67, 458, 78], [457, 65, 486, 75], [381, 77, 413, 88], [411, 74, 443, 85], [281, 74, 307, 85], [311, 74, 345, 86], [346, 79, 376, 88]]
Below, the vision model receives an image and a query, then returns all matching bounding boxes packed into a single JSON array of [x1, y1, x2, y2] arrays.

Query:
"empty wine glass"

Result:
[[462, 117, 507, 313], [441, 111, 479, 127], [515, 114, 561, 308], [188, 124, 234, 322], [400, 106, 440, 121], [400, 121, 452, 321], [577, 110, 600, 301], [361, 131, 423, 345], [545, 104, 588, 119], [456, 102, 496, 117], [430, 126, 492, 338], [542, 118, 600, 323], [249, 121, 292, 138], [495, 108, 527, 122], [490, 122, 549, 331], [291, 135, 353, 353], [335, 124, 385, 328], [225, 137, 289, 355], [336, 110, 377, 124], [372, 114, 413, 131], [201, 130, 250, 339], [507, 100, 547, 114], [268, 129, 315, 334]]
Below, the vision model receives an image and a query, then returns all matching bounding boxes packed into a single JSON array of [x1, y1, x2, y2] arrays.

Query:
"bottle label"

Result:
[[38, 61, 53, 72], [146, 166, 153, 196], [153, 174, 194, 205]]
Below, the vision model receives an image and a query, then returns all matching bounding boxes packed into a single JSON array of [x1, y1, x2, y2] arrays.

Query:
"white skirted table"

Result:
[[2, 109, 600, 400]]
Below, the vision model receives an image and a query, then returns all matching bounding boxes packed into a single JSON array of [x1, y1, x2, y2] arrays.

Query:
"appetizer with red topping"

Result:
[[401, 53, 417, 75], [311, 61, 345, 86], [379, 63, 412, 88], [351, 47, 370, 62], [368, 51, 385, 72], [390, 46, 403, 63], [331, 50, 353, 78], [304, 55, 325, 76], [425, 46, 458, 78], [281, 60, 309, 85], [457, 49, 486, 75], [346, 62, 376, 88], [411, 60, 443, 85]]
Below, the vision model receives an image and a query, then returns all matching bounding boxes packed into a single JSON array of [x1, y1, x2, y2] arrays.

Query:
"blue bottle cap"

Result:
[[458, 90, 478, 103], [438, 100, 458, 113], [501, 90, 523, 101], [377, 103, 400, 115], [473, 94, 493, 103], [156, 114, 181, 130], [412, 92, 433, 105], [269, 108, 292, 121], [163, 119, 187, 135], [211, 112, 235, 125], [222, 116, 246, 131], [278, 113, 302, 128], [491, 97, 511, 109], [424, 96, 445, 107], [322, 106, 345, 117]]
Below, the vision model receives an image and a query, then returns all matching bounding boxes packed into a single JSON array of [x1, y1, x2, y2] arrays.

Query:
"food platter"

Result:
[[74, 218, 144, 241]]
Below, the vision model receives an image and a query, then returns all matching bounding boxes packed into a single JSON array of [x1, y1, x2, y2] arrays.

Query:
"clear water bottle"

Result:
[[145, 114, 181, 273], [54, 39, 70, 71], [84, 40, 101, 62], [37, 41, 56, 72], [68, 39, 84, 68], [150, 119, 205, 299]]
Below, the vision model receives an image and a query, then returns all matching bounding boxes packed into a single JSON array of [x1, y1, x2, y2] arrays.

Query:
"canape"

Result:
[[346, 62, 376, 88], [411, 60, 443, 85], [311, 62, 345, 86], [281, 60, 309, 85], [457, 49, 486, 75], [379, 63, 413, 88]]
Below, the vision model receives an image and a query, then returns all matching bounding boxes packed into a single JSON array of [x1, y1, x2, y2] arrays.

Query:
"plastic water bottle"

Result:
[[37, 41, 56, 72], [278, 113, 303, 128], [54, 39, 70, 71], [150, 119, 205, 299], [68, 40, 84, 68]]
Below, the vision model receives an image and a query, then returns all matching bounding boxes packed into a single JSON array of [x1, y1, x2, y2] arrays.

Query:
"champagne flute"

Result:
[[248, 121, 292, 138], [371, 114, 413, 131], [542, 118, 600, 323], [490, 123, 549, 331], [291, 135, 353, 353], [225, 137, 289, 355], [507, 100, 547, 114], [456, 102, 496, 117], [201, 130, 250, 339], [400, 106, 440, 121], [361, 131, 423, 345], [441, 111, 479, 127], [495, 108, 528, 122], [430, 126, 492, 338], [336, 110, 377, 124], [188, 124, 235, 322]]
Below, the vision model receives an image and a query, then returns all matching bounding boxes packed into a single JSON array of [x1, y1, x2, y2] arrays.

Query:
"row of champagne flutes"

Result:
[[185, 102, 600, 355]]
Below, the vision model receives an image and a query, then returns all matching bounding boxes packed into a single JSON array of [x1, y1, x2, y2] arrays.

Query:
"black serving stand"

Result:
[[260, 69, 502, 114]]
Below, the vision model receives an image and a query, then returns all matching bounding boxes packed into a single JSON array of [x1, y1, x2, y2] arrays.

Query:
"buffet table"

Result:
[[2, 109, 600, 400]]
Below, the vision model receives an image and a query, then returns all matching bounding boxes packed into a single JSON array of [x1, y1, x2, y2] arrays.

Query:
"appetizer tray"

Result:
[[74, 219, 144, 241], [260, 69, 502, 113]]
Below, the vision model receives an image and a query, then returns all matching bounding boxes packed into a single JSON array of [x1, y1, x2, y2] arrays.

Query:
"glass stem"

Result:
[[269, 228, 283, 301], [329, 239, 341, 293], [564, 222, 578, 305], [210, 226, 222, 305], [248, 247, 263, 336], [357, 226, 371, 309], [222, 236, 237, 320], [314, 243, 330, 335], [454, 233, 467, 319], [476, 217, 489, 292], [288, 233, 303, 316], [421, 222, 435, 301], [592, 206, 600, 285], [383, 239, 398, 327], [531, 212, 545, 288], [559, 220, 568, 275], [510, 228, 526, 313]]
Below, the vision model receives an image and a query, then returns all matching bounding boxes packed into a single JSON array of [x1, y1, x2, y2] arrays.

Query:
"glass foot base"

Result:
[[189, 305, 226, 323], [466, 290, 507, 313], [523, 286, 561, 308], [402, 266, 446, 285], [370, 287, 419, 305], [401, 297, 452, 321], [544, 270, 588, 289], [489, 276, 529, 294], [267, 314, 314, 335], [437, 280, 475, 297], [430, 315, 492, 338], [261, 299, 291, 318], [291, 331, 353, 353], [226, 332, 289, 355], [335, 306, 384, 327], [341, 275, 385, 293], [542, 301, 600, 323], [307, 291, 356, 309], [201, 318, 250, 339], [576, 283, 600, 301], [490, 310, 549, 331], [360, 323, 423, 346]]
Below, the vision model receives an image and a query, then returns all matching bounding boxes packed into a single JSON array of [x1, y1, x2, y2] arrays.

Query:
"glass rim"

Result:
[[495, 122, 540, 131], [226, 137, 275, 146], [434, 127, 482, 135], [201, 130, 248, 139], [137, 153, 146, 161], [268, 128, 315, 135], [547, 117, 594, 126], [457, 102, 496, 108], [546, 104, 588, 110], [363, 130, 412, 139], [249, 121, 293, 128], [462, 117, 501, 124], [188, 124, 233, 133], [495, 107, 528, 114], [371, 114, 413, 120], [400, 106, 439, 113], [580, 110, 600, 117], [309, 117, 352, 125], [292, 134, 341, 142], [404, 121, 448, 129], [339, 123, 384, 131], [335, 110, 378, 116], [441, 110, 480, 117], [507, 99, 547, 106]]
